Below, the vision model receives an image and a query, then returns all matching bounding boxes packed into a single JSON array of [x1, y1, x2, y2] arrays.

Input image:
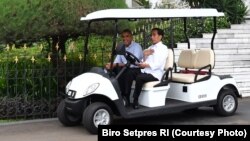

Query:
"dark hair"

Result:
[[121, 29, 133, 35], [151, 28, 164, 37]]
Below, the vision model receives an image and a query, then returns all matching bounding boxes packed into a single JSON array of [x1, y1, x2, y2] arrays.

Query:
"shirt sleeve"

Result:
[[113, 55, 122, 64], [145, 46, 168, 70], [133, 44, 143, 61]]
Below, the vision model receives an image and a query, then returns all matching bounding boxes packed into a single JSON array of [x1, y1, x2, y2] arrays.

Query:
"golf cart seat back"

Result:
[[194, 49, 215, 69], [164, 48, 174, 71], [172, 49, 214, 83], [142, 49, 174, 89]]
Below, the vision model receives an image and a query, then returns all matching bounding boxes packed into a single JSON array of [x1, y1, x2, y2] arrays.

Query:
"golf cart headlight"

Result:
[[84, 83, 100, 95], [66, 81, 72, 94]]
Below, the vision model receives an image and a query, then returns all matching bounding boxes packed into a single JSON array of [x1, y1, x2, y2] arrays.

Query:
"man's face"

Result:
[[121, 32, 133, 47], [151, 30, 162, 44]]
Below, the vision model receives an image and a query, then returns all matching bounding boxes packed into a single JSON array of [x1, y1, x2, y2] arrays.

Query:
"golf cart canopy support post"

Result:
[[211, 17, 217, 50], [183, 18, 190, 49], [170, 19, 174, 49], [83, 21, 91, 71], [110, 20, 118, 76]]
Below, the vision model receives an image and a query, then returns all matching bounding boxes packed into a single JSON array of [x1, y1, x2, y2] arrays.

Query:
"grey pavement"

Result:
[[0, 98, 249, 141]]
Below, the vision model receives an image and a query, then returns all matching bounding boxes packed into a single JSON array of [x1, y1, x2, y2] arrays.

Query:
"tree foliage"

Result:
[[203, 0, 248, 24], [134, 0, 151, 8], [0, 0, 127, 51], [186, 0, 248, 24]]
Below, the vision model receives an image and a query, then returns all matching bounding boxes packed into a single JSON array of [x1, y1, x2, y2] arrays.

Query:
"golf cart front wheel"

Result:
[[57, 100, 82, 126], [214, 89, 238, 116], [82, 102, 113, 134]]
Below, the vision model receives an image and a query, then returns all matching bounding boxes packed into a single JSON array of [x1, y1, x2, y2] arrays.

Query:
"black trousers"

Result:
[[116, 68, 141, 101], [133, 73, 158, 101]]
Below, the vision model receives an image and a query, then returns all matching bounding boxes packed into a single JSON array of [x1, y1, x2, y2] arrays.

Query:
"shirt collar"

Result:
[[125, 41, 134, 49], [152, 41, 162, 48], [155, 41, 162, 46]]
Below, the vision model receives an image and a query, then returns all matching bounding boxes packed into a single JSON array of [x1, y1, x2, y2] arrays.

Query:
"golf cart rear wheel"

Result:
[[214, 89, 238, 116], [57, 100, 82, 126], [82, 102, 113, 134]]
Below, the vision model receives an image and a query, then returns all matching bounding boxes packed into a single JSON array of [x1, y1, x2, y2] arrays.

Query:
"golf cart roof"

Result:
[[81, 9, 224, 21]]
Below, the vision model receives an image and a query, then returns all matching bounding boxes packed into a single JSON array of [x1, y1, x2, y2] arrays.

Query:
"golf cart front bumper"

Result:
[[64, 98, 87, 115]]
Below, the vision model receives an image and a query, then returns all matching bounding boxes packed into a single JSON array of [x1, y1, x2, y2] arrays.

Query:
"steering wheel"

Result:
[[125, 51, 141, 65]]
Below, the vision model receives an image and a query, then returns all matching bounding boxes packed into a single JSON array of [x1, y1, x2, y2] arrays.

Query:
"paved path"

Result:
[[0, 98, 249, 141]]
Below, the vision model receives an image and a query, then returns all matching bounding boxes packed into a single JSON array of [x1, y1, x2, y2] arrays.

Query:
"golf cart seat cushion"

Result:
[[164, 49, 174, 70], [142, 81, 160, 89], [193, 48, 215, 69], [178, 49, 195, 69], [172, 73, 208, 83]]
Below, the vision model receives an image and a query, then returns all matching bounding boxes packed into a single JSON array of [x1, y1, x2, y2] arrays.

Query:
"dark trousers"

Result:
[[117, 68, 141, 102], [133, 73, 158, 101]]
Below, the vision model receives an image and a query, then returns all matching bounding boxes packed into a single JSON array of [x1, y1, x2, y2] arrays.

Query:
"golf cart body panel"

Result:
[[68, 73, 119, 100], [167, 75, 240, 103], [80, 9, 224, 21]]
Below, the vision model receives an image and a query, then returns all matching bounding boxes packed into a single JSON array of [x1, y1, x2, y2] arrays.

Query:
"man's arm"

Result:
[[143, 48, 154, 61], [113, 55, 122, 64], [105, 55, 124, 69], [139, 63, 150, 68], [144, 47, 168, 70]]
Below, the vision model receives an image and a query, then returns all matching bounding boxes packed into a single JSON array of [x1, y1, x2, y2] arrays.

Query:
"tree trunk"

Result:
[[51, 36, 67, 55], [58, 36, 67, 56], [51, 35, 68, 97], [51, 35, 68, 65]]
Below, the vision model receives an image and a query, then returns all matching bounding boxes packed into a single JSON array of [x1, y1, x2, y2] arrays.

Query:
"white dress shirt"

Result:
[[114, 41, 143, 68], [141, 41, 168, 80]]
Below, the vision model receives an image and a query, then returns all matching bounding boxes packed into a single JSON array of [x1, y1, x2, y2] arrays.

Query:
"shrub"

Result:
[[132, 16, 230, 48], [0, 34, 113, 119], [187, 0, 248, 24]]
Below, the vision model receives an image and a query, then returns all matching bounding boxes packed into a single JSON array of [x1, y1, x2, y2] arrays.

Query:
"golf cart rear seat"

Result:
[[142, 48, 174, 89], [172, 48, 214, 83]]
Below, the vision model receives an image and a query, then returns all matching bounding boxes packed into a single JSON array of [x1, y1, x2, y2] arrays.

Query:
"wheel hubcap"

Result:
[[93, 109, 110, 128], [222, 95, 235, 112]]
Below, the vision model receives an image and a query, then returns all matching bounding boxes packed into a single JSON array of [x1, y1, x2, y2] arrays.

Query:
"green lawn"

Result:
[[0, 119, 20, 123]]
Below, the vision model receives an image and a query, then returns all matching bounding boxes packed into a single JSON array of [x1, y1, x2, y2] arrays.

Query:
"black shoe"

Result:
[[126, 101, 131, 107], [133, 100, 139, 109], [123, 96, 130, 107], [126, 96, 131, 107]]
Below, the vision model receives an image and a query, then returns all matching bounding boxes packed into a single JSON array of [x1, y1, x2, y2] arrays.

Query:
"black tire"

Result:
[[57, 100, 82, 126], [82, 102, 113, 134], [213, 89, 238, 116]]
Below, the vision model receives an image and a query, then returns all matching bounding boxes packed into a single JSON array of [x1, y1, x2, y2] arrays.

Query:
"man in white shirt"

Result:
[[133, 28, 168, 109], [105, 29, 143, 105]]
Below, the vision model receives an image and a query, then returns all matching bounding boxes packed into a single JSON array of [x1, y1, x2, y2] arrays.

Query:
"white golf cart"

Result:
[[57, 9, 241, 134]]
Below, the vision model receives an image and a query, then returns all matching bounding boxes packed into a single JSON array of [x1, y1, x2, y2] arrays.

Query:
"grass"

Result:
[[0, 119, 21, 123]]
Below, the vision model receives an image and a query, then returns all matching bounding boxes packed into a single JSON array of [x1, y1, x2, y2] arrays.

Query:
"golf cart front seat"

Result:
[[142, 48, 174, 89], [138, 48, 174, 107], [172, 49, 214, 83]]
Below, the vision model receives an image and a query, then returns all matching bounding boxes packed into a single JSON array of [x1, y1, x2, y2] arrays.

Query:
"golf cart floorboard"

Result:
[[125, 98, 216, 118]]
